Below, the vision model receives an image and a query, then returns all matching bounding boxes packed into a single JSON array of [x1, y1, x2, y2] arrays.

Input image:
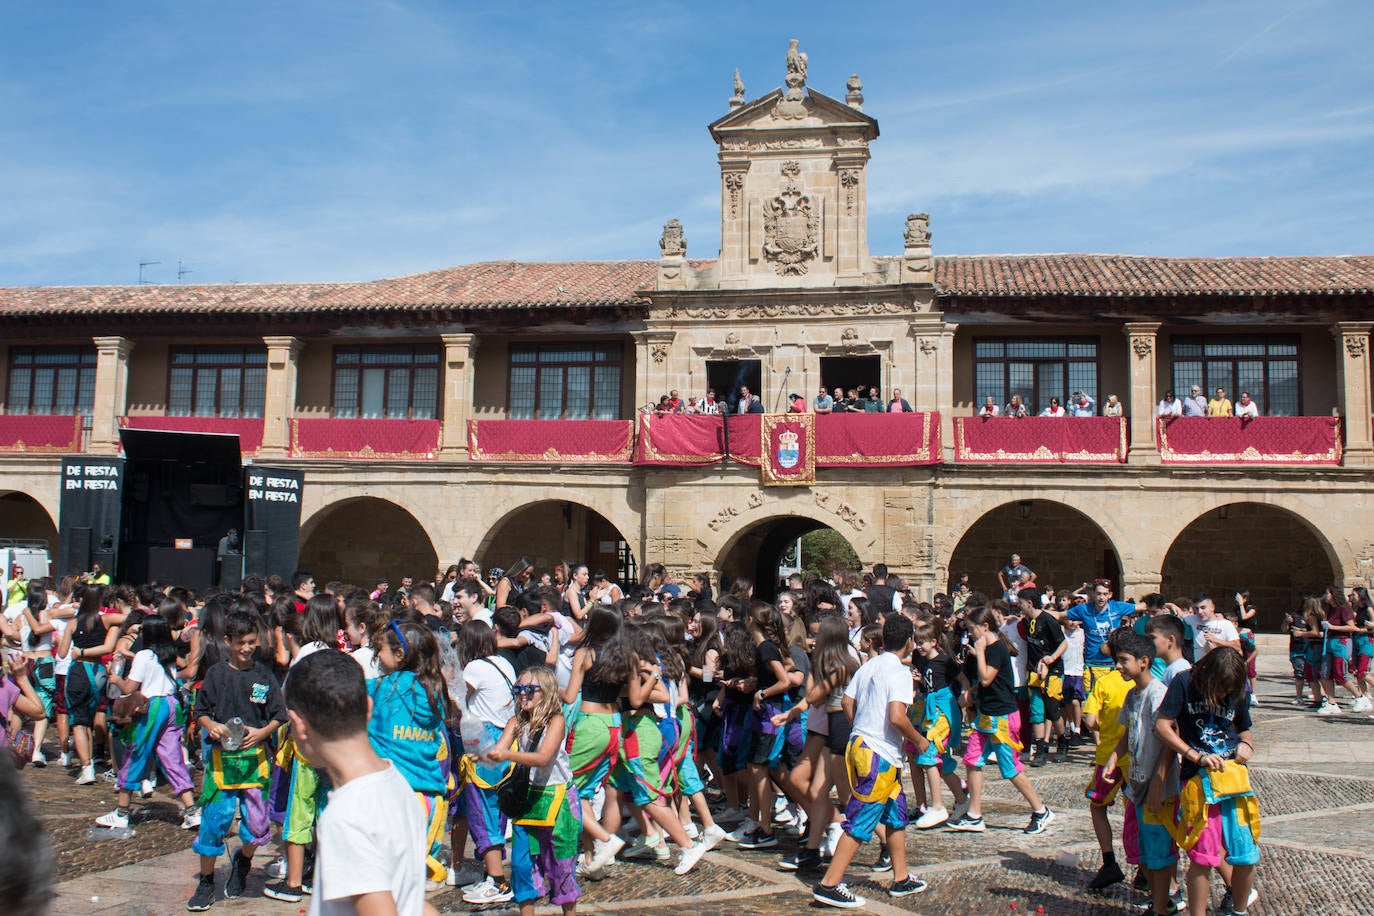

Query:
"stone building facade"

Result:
[[1, 42, 1373, 627]]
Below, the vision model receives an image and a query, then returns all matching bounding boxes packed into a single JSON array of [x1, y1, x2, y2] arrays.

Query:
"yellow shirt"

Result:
[[1207, 398, 1233, 417], [1082, 668, 1133, 766]]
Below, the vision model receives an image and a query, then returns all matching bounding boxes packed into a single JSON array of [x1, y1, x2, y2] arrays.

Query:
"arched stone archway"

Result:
[[298, 497, 438, 586], [0, 490, 60, 557], [1161, 502, 1338, 629], [947, 499, 1122, 597], [714, 514, 863, 601], [475, 500, 636, 587]]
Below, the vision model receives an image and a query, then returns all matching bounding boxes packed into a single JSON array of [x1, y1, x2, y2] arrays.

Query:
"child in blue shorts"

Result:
[[908, 621, 968, 829]]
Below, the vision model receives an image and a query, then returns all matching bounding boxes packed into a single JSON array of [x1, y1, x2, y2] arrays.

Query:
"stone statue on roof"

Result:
[[730, 68, 745, 109], [773, 40, 809, 120], [785, 39, 808, 88]]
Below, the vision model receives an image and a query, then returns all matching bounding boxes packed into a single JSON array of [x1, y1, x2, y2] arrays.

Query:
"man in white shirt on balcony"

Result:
[[1157, 390, 1183, 418], [1182, 385, 1208, 416], [1235, 391, 1259, 419], [978, 396, 1000, 418]]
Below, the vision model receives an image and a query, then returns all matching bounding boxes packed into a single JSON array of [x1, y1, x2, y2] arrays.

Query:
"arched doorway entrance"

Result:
[[0, 490, 59, 569], [476, 501, 636, 588], [948, 499, 1121, 597], [298, 498, 438, 586], [1161, 503, 1337, 630], [716, 516, 862, 601]]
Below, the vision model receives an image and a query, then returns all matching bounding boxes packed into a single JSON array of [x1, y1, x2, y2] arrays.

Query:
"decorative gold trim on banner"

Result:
[[467, 420, 634, 464], [815, 411, 937, 465], [761, 413, 816, 487], [953, 416, 1127, 463], [290, 418, 438, 460], [1156, 417, 1343, 464], [0, 416, 82, 453], [632, 415, 721, 465]]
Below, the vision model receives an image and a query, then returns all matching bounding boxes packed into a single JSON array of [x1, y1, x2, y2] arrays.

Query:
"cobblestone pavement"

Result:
[[25, 654, 1374, 915]]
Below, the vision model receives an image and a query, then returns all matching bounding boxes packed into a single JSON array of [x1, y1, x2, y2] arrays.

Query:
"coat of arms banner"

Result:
[[761, 413, 815, 486]]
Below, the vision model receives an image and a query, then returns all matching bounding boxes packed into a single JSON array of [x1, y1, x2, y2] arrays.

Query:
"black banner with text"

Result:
[[58, 456, 125, 577], [242, 467, 303, 582]]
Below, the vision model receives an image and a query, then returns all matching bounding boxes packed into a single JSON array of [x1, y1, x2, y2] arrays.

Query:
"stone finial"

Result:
[[659, 219, 686, 257], [773, 40, 809, 120], [845, 74, 864, 110], [785, 39, 808, 88], [902, 213, 933, 285], [729, 68, 745, 109]]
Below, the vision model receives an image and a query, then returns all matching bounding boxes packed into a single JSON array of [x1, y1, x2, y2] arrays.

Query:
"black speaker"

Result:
[[92, 548, 115, 574], [244, 530, 268, 579], [219, 555, 243, 591], [67, 527, 92, 576]]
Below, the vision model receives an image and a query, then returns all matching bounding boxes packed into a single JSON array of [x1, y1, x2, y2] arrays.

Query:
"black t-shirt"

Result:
[[192, 659, 286, 743], [787, 645, 810, 703], [965, 640, 1017, 716], [756, 640, 785, 693], [866, 584, 897, 615], [73, 617, 108, 650], [1023, 613, 1065, 675], [1158, 670, 1253, 781], [920, 652, 960, 695]]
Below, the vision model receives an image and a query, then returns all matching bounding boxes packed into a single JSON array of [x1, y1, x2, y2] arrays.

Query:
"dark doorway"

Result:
[[706, 359, 762, 414], [820, 355, 881, 400], [718, 516, 861, 601]]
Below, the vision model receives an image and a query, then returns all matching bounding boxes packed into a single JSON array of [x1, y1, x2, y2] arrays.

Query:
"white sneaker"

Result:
[[58, 751, 70, 768], [621, 833, 665, 860], [915, 806, 949, 829], [684, 821, 700, 840], [267, 856, 287, 879], [1318, 702, 1339, 716], [75, 763, 96, 785], [1250, 695, 1262, 707], [31, 750, 46, 768], [140, 779, 155, 798], [461, 876, 513, 905], [674, 841, 708, 876], [700, 823, 728, 853], [180, 806, 201, 830], [725, 818, 758, 843], [1354, 696, 1372, 712], [445, 862, 484, 888], [575, 861, 606, 881], [825, 820, 844, 855], [96, 809, 129, 829], [588, 835, 625, 872]]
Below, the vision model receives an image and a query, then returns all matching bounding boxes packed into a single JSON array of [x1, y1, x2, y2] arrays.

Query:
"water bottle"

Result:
[[86, 827, 136, 840], [221, 717, 247, 751], [702, 663, 715, 684], [106, 655, 126, 700], [459, 708, 493, 758]]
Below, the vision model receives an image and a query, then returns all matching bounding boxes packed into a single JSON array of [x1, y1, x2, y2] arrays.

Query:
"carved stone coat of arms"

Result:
[[762, 162, 818, 276]]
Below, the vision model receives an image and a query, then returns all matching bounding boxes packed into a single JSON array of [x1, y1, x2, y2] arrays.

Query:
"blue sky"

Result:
[[1, 1, 1370, 286]]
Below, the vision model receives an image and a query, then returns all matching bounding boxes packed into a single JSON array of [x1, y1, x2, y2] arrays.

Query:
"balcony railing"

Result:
[[468, 419, 634, 463], [0, 414, 83, 453], [1157, 416, 1342, 465], [121, 416, 265, 456], [289, 418, 440, 460], [953, 416, 1127, 463]]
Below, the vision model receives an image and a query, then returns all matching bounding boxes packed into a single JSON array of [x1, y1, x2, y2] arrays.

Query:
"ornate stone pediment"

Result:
[[708, 88, 878, 143]]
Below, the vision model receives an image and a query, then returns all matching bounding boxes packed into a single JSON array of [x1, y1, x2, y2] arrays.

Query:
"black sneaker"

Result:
[[889, 875, 928, 898], [186, 875, 216, 911], [1024, 807, 1056, 835], [263, 881, 303, 902], [870, 851, 892, 873], [1055, 737, 1070, 763], [737, 829, 777, 850], [778, 849, 822, 871], [948, 813, 986, 832], [301, 849, 315, 894], [223, 851, 251, 899], [1218, 886, 1233, 912], [813, 882, 867, 909], [1030, 741, 1049, 767], [1133, 867, 1149, 891], [1089, 860, 1125, 890], [1068, 731, 1084, 747]]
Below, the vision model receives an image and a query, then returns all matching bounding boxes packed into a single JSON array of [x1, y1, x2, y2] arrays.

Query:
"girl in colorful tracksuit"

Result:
[[368, 618, 453, 883]]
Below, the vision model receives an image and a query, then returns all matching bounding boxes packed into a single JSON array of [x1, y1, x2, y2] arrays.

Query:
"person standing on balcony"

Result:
[[1235, 392, 1259, 419], [832, 386, 851, 414], [1208, 387, 1234, 417], [887, 389, 913, 413], [978, 396, 1000, 418], [1070, 391, 1096, 416], [863, 387, 883, 412], [1005, 394, 1029, 418], [1040, 397, 1065, 417], [699, 389, 721, 415], [1182, 385, 1208, 416], [1157, 390, 1183, 418], [844, 388, 865, 413], [738, 386, 763, 414], [1102, 394, 1123, 417], [814, 386, 834, 414]]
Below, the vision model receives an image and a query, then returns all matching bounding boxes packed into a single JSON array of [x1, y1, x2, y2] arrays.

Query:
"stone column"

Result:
[[89, 337, 133, 455], [632, 330, 675, 412], [909, 316, 944, 414], [833, 151, 869, 284], [718, 160, 751, 289], [1333, 322, 1374, 465], [259, 336, 303, 458], [1123, 322, 1162, 464], [1119, 572, 1161, 602], [439, 333, 479, 457], [937, 323, 958, 459]]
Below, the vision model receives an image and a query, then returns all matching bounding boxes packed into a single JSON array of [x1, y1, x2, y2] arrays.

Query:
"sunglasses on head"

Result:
[[512, 684, 542, 697]]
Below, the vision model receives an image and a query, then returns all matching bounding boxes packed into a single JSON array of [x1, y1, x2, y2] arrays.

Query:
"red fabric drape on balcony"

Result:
[[468, 419, 633, 463], [1157, 417, 1342, 464], [633, 414, 725, 465], [814, 413, 942, 466], [954, 416, 1127, 463], [120, 416, 265, 455], [290, 418, 440, 459], [0, 414, 81, 453]]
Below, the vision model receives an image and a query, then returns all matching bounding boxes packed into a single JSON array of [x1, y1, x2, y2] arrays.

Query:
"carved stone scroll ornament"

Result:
[[762, 161, 819, 276], [650, 343, 669, 363], [918, 338, 938, 355], [1347, 336, 1368, 359], [840, 327, 859, 344], [659, 219, 686, 258], [1132, 337, 1153, 359], [653, 301, 909, 321], [904, 213, 931, 247], [723, 171, 745, 219], [707, 491, 764, 531], [838, 168, 860, 216]]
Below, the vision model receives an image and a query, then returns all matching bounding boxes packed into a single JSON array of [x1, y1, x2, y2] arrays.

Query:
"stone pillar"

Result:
[[1123, 322, 1162, 464], [717, 160, 750, 289], [1333, 322, 1374, 465], [1119, 572, 1161, 602], [439, 333, 479, 457], [89, 337, 133, 455], [632, 330, 675, 412], [833, 150, 869, 284], [937, 323, 958, 459], [909, 316, 944, 414], [259, 336, 303, 458]]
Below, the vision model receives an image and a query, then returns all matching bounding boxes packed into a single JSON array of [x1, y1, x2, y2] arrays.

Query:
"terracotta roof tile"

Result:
[[0, 254, 1371, 319]]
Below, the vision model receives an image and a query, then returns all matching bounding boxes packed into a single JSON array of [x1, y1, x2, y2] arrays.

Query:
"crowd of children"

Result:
[[0, 559, 1295, 915]]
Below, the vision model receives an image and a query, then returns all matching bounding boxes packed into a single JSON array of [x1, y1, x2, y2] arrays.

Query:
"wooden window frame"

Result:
[[5, 346, 99, 416], [972, 336, 1101, 415], [505, 340, 625, 420], [330, 344, 441, 420], [166, 346, 268, 418]]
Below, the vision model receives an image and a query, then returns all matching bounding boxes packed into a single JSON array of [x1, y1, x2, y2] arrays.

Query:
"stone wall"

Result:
[[297, 496, 438, 585], [945, 499, 1120, 598]]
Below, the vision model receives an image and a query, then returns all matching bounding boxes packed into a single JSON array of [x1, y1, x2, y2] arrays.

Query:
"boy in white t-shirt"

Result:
[[284, 649, 438, 916], [813, 615, 931, 909]]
